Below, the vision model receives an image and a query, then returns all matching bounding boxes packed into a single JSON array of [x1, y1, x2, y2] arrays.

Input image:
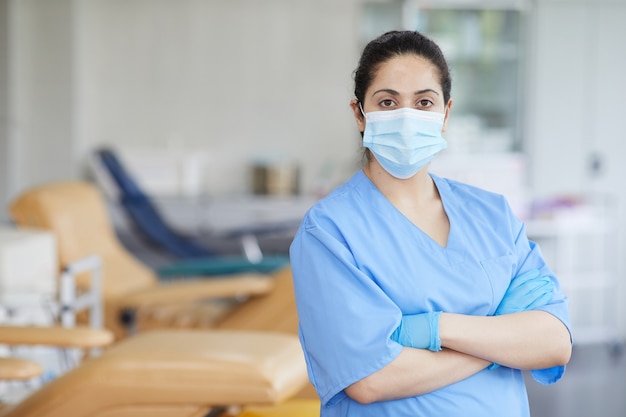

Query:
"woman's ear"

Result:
[[442, 99, 453, 133], [349, 99, 366, 133]]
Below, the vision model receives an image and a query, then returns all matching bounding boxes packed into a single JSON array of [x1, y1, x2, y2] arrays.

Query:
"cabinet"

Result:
[[360, 1, 527, 153], [524, 0, 626, 345], [526, 204, 623, 347]]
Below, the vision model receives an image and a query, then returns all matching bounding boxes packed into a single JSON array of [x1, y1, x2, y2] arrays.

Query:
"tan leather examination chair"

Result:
[[8, 181, 320, 402], [9, 182, 275, 339], [0, 327, 313, 417]]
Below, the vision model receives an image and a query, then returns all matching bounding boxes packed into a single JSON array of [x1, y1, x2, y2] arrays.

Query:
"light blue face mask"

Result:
[[362, 107, 447, 179]]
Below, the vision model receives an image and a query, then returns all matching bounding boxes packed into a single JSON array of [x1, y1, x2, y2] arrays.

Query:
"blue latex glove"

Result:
[[489, 269, 555, 370], [390, 311, 442, 352], [495, 269, 555, 316]]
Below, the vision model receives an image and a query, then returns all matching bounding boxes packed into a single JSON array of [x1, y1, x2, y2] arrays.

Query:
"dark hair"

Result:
[[353, 30, 452, 106]]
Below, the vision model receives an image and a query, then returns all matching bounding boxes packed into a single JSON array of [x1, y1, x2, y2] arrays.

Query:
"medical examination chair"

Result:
[[91, 147, 291, 277], [8, 182, 277, 339], [8, 181, 320, 402], [0, 326, 314, 417]]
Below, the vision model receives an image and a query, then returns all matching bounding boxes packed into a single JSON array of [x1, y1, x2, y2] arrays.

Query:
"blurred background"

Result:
[[0, 0, 625, 415]]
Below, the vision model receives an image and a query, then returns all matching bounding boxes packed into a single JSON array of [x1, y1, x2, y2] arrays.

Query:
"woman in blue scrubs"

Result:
[[289, 30, 572, 416]]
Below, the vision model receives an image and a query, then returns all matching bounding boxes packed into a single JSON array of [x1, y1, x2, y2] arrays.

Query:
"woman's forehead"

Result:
[[370, 54, 441, 92]]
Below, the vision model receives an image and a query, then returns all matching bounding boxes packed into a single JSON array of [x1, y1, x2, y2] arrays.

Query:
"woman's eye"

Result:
[[379, 99, 395, 108], [417, 99, 433, 108]]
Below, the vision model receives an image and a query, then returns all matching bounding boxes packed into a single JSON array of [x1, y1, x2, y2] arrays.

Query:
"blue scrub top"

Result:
[[290, 171, 571, 417]]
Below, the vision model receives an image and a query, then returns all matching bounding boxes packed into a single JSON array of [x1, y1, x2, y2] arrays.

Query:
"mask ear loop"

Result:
[[357, 101, 367, 140]]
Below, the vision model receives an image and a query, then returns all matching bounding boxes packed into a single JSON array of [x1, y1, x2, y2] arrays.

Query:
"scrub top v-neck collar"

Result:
[[357, 169, 467, 264]]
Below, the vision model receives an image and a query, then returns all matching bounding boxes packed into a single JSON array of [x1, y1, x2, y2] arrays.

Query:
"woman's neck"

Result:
[[364, 159, 449, 248], [363, 161, 438, 209]]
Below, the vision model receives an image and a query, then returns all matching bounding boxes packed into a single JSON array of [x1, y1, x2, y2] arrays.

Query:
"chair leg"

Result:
[[240, 234, 263, 263], [119, 308, 138, 336], [203, 406, 228, 417]]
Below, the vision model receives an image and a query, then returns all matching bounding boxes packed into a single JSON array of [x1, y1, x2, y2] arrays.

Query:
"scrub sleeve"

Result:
[[290, 215, 403, 406]]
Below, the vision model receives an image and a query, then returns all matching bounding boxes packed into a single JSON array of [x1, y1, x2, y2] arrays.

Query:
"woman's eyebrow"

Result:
[[415, 89, 439, 96], [371, 88, 399, 97], [371, 88, 440, 97]]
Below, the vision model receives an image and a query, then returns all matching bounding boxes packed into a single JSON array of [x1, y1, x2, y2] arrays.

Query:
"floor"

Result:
[[526, 342, 625, 417]]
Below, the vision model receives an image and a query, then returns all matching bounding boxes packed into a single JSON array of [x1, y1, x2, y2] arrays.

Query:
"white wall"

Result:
[[4, 0, 362, 200], [46, 0, 358, 197], [0, 0, 9, 222], [8, 0, 76, 196]]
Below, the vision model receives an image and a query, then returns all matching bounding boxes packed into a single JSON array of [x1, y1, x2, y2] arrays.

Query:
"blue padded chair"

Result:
[[94, 148, 290, 278]]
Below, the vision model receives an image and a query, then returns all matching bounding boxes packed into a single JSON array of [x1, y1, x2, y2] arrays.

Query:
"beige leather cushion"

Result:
[[2, 330, 308, 417], [217, 267, 318, 400], [0, 326, 114, 349], [0, 358, 42, 380]]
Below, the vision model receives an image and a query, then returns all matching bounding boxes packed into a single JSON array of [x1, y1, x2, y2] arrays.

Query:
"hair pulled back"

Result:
[[353, 30, 451, 105]]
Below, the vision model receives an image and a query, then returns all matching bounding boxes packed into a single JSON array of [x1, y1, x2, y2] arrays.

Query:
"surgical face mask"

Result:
[[362, 106, 447, 179]]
